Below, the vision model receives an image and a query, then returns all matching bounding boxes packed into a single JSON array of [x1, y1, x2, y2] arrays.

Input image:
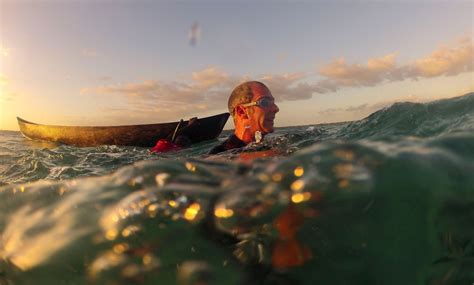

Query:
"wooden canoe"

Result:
[[17, 113, 230, 147]]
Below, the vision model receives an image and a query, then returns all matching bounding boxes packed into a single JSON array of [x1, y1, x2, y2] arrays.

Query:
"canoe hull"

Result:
[[17, 113, 230, 147]]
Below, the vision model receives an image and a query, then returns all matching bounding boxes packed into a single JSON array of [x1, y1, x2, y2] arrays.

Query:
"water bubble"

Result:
[[184, 202, 201, 221], [291, 192, 311, 203], [155, 173, 169, 187], [105, 229, 118, 241], [214, 207, 234, 219], [290, 179, 305, 191], [185, 162, 196, 172], [272, 173, 283, 182], [294, 166, 304, 177], [122, 225, 140, 238], [113, 243, 129, 254]]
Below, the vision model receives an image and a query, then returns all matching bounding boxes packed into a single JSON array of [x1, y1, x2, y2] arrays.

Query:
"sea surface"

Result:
[[0, 93, 473, 285]]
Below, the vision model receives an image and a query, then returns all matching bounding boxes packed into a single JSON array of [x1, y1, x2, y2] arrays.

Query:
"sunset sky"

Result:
[[0, 0, 473, 131]]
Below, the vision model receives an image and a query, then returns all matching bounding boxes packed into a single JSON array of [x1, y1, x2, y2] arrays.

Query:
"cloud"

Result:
[[99, 104, 209, 125], [317, 107, 344, 116], [316, 93, 457, 119], [81, 66, 237, 121], [0, 46, 10, 57], [319, 54, 397, 86], [259, 73, 316, 101], [81, 48, 98, 57], [2, 93, 16, 102], [0, 74, 16, 102], [80, 35, 473, 123], [317, 102, 390, 119], [318, 35, 473, 89], [99, 80, 204, 105], [82, 67, 319, 120], [0, 90, 17, 103], [345, 103, 369, 113], [318, 103, 380, 116], [191, 66, 229, 88], [85, 66, 229, 96], [411, 36, 473, 77], [0, 74, 8, 86]]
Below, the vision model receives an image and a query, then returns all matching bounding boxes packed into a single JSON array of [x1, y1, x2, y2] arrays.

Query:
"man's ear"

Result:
[[235, 106, 249, 119]]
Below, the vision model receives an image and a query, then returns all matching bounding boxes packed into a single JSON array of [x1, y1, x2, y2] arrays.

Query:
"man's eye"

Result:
[[260, 99, 273, 107]]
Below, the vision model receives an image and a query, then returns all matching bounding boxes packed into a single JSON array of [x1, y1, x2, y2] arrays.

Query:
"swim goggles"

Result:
[[240, 97, 275, 109]]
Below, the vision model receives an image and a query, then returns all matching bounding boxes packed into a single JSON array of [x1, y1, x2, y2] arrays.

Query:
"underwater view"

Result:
[[0, 93, 473, 284]]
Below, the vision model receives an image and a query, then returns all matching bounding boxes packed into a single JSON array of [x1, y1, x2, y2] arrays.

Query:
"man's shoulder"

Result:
[[208, 134, 246, 155], [208, 144, 226, 155]]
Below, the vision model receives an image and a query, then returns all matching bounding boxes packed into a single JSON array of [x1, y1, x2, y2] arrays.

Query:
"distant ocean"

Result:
[[0, 93, 473, 285]]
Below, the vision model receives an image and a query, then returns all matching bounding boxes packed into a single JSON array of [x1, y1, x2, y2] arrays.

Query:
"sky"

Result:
[[0, 0, 473, 131]]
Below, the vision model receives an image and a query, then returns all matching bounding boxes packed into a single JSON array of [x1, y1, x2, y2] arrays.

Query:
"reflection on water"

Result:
[[23, 138, 60, 150]]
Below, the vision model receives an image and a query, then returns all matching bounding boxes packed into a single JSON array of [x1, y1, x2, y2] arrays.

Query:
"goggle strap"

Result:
[[240, 101, 258, 107]]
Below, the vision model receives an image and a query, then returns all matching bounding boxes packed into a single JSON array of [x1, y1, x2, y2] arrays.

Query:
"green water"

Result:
[[0, 93, 473, 284]]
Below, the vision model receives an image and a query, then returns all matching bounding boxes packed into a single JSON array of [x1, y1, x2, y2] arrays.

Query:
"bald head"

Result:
[[228, 81, 270, 117]]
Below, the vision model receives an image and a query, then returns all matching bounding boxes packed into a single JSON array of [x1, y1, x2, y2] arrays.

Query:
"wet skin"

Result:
[[247, 85, 279, 135], [234, 85, 280, 143]]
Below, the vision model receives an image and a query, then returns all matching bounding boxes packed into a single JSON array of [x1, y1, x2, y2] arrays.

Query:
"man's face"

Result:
[[246, 85, 279, 135]]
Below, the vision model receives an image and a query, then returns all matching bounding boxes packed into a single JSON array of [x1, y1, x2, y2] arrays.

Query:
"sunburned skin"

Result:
[[234, 84, 279, 144], [209, 81, 280, 155]]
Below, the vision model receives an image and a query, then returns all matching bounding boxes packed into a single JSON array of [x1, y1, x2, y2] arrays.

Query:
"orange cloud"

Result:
[[82, 67, 247, 115], [318, 36, 473, 88], [412, 36, 473, 77], [191, 66, 229, 88], [80, 35, 473, 122], [259, 73, 314, 100], [319, 54, 397, 86], [82, 80, 201, 106]]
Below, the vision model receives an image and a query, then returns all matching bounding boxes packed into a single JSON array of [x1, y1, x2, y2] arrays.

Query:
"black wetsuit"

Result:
[[208, 134, 247, 154]]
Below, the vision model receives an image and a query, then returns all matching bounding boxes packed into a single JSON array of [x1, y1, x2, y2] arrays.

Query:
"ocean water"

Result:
[[0, 93, 473, 285]]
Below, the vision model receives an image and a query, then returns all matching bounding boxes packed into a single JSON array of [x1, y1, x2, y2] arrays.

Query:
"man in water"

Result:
[[209, 81, 279, 154]]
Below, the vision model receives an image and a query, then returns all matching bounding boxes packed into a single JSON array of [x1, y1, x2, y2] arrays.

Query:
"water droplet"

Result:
[[155, 173, 170, 187], [272, 173, 283, 182], [113, 243, 129, 254], [214, 207, 234, 218], [294, 166, 304, 177], [184, 203, 201, 221], [291, 179, 305, 191], [185, 162, 196, 172], [291, 192, 311, 203], [105, 229, 118, 240]]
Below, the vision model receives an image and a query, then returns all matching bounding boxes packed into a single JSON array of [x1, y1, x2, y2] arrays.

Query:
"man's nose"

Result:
[[272, 103, 279, 113]]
